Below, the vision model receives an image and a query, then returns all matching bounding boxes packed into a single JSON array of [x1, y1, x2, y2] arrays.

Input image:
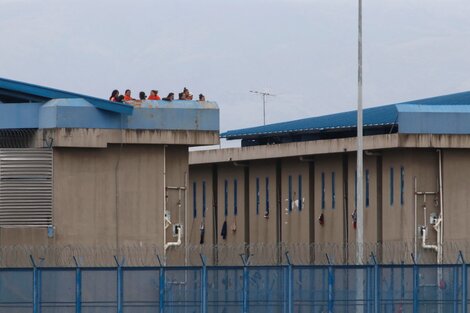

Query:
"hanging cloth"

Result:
[[221, 220, 227, 240]]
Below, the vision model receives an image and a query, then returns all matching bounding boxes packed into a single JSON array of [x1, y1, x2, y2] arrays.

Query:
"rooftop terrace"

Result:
[[0, 77, 219, 147]]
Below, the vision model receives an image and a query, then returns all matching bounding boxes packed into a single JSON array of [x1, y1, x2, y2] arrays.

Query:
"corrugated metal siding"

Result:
[[0, 149, 53, 227]]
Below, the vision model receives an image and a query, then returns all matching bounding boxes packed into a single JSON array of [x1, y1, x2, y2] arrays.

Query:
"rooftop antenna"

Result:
[[249, 90, 276, 125]]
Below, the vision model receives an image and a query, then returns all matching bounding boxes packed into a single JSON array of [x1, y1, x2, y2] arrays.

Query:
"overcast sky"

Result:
[[1, 0, 470, 146]]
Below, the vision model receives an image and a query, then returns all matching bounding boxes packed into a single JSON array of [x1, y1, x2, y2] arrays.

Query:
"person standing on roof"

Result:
[[109, 90, 120, 102], [148, 90, 161, 100], [123, 89, 134, 101]]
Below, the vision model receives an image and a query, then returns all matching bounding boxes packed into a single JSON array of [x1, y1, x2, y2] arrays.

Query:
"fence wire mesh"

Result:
[[0, 263, 468, 312]]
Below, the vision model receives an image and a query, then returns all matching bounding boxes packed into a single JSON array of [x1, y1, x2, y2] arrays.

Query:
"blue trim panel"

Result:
[[193, 182, 197, 218], [233, 179, 238, 216], [400, 166, 405, 206], [224, 180, 228, 217], [366, 169, 370, 208], [202, 181, 206, 218], [332, 172, 335, 209], [288, 175, 292, 212], [321, 172, 325, 210], [298, 175, 302, 211]]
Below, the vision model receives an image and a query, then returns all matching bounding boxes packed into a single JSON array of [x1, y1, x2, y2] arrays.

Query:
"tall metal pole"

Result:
[[356, 2, 365, 312], [356, 0, 364, 266]]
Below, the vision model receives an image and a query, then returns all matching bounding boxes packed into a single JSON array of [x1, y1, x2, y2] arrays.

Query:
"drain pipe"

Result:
[[165, 229, 183, 250], [438, 149, 444, 264], [421, 195, 438, 252], [163, 145, 167, 265], [437, 149, 444, 313], [414, 177, 417, 258]]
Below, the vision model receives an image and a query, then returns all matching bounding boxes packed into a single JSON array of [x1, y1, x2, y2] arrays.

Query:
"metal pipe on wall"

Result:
[[163, 145, 167, 265], [184, 171, 188, 267], [438, 149, 444, 264], [414, 177, 417, 259]]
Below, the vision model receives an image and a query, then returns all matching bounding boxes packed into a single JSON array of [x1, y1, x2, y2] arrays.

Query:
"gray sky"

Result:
[[1, 0, 470, 146]]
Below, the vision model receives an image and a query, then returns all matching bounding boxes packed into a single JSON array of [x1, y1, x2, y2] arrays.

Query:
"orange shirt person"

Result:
[[148, 90, 161, 100], [123, 89, 134, 101]]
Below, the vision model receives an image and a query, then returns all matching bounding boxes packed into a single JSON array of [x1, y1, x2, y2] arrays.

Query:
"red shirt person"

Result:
[[148, 90, 161, 100]]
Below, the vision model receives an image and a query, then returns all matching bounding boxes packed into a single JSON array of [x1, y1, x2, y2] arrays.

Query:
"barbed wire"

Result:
[[1, 241, 469, 267]]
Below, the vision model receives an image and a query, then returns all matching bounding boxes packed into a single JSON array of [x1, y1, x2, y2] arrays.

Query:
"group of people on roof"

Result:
[[109, 87, 206, 103]]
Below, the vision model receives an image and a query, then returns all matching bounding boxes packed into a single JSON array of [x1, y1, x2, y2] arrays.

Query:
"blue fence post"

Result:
[[240, 253, 252, 313], [366, 263, 370, 313], [459, 251, 467, 313], [285, 252, 293, 313], [114, 256, 124, 313], [390, 263, 395, 313], [200, 254, 208, 313], [73, 256, 82, 313], [370, 253, 380, 313], [326, 254, 334, 313], [30, 255, 39, 313], [412, 254, 419, 313], [454, 263, 459, 313], [157, 255, 165, 313], [464, 264, 468, 313]]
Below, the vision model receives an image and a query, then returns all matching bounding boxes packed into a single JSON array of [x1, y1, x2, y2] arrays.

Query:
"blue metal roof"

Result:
[[222, 91, 470, 139], [0, 77, 133, 115]]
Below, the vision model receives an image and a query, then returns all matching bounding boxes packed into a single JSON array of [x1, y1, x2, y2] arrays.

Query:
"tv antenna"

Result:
[[249, 90, 276, 125]]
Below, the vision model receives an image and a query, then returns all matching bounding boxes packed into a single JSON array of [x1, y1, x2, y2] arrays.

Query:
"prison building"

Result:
[[0, 77, 219, 266], [189, 91, 470, 265]]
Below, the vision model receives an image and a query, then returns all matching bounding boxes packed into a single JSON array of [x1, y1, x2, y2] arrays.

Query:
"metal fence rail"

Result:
[[1, 255, 469, 313]]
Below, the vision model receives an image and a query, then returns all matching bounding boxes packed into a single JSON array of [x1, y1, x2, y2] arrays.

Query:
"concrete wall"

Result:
[[188, 144, 470, 264], [188, 164, 216, 264], [249, 159, 279, 264], [0, 144, 190, 265], [280, 158, 311, 245], [442, 149, 470, 253], [216, 164, 247, 265]]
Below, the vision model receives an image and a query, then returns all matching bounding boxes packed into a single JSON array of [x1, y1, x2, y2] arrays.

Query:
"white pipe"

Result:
[[414, 177, 418, 259], [438, 149, 444, 264], [184, 171, 188, 267], [421, 226, 438, 252], [163, 145, 167, 265], [438, 149, 444, 313], [165, 229, 183, 250]]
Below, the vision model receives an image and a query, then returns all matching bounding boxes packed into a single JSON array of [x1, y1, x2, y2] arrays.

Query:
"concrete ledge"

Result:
[[35, 128, 219, 147], [190, 133, 470, 164]]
